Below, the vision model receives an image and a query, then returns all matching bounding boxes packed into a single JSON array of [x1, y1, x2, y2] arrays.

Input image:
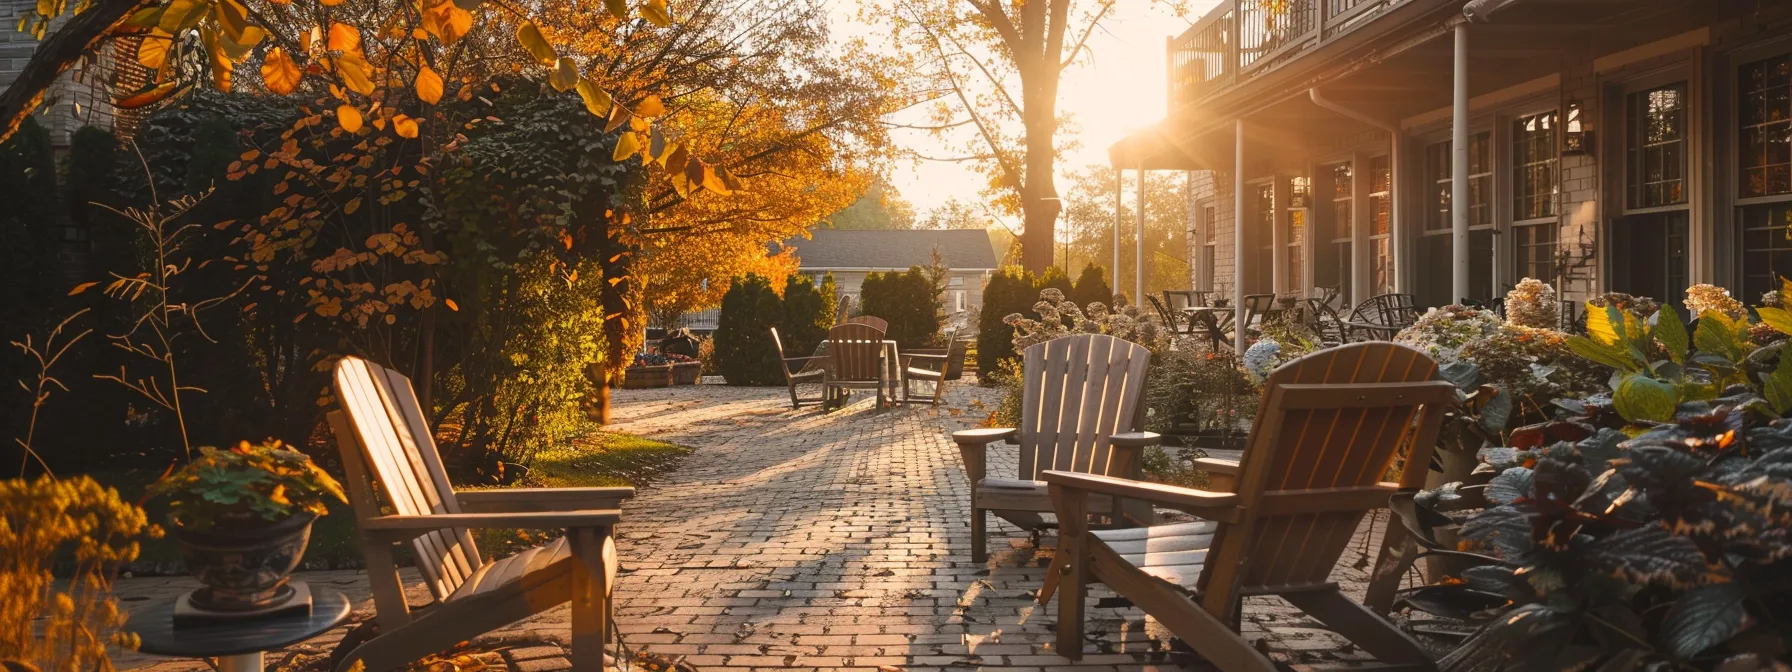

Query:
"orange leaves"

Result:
[[137, 28, 173, 69], [516, 21, 556, 65], [421, 1, 472, 45], [332, 52, 376, 95], [641, 0, 672, 27], [550, 57, 579, 92], [612, 131, 641, 161], [336, 104, 364, 132], [415, 66, 444, 104], [326, 22, 361, 54], [68, 281, 99, 296], [393, 114, 420, 139], [633, 94, 666, 117], [116, 81, 185, 109], [576, 79, 612, 117], [444, 298, 459, 312], [261, 47, 301, 95]]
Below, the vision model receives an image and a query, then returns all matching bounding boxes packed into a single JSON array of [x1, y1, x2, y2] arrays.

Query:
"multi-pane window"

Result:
[[1740, 204, 1792, 298], [1368, 155, 1392, 294], [1514, 224, 1556, 283], [1741, 54, 1792, 198], [1513, 111, 1559, 221], [1425, 133, 1493, 230], [1287, 176, 1308, 292], [1327, 162, 1352, 304], [1254, 183, 1275, 292], [1201, 204, 1217, 291], [1629, 84, 1687, 208]]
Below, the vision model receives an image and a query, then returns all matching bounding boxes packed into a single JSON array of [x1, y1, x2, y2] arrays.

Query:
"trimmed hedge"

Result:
[[780, 275, 830, 356], [861, 267, 940, 349], [715, 274, 786, 385], [1072, 264, 1113, 307]]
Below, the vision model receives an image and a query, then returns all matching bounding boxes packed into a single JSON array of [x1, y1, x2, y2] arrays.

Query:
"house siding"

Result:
[[1167, 1, 1792, 316]]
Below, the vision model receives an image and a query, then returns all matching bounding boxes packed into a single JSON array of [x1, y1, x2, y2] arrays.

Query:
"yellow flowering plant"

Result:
[[149, 441, 347, 528]]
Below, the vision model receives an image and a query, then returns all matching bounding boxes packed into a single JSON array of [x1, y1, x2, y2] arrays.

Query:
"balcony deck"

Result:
[[1169, 0, 1430, 110]]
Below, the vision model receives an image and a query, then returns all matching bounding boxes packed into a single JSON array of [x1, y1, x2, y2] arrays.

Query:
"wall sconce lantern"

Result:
[[1563, 100, 1593, 155]]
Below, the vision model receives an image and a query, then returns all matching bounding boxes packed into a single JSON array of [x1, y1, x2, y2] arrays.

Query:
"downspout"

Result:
[[1309, 87, 1403, 299], [1234, 119, 1248, 354]]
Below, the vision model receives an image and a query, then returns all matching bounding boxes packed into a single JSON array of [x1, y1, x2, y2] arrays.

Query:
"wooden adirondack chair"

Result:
[[952, 333, 1153, 563], [845, 315, 889, 331], [327, 356, 635, 672], [1040, 342, 1451, 671], [770, 327, 826, 409], [822, 322, 892, 409]]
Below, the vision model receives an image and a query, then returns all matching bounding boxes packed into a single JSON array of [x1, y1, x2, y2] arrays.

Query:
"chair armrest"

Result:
[[1042, 470, 1239, 520], [456, 487, 635, 513], [1108, 431, 1161, 448], [903, 353, 950, 361], [360, 510, 620, 542], [782, 355, 827, 363], [953, 427, 1016, 446], [1193, 457, 1240, 491], [953, 428, 1013, 485]]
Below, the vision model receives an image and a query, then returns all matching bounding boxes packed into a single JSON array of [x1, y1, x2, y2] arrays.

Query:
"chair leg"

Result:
[[1281, 589, 1434, 668], [567, 527, 615, 671], [786, 381, 800, 409], [970, 507, 988, 564], [1054, 514, 1087, 660], [1038, 552, 1061, 605]]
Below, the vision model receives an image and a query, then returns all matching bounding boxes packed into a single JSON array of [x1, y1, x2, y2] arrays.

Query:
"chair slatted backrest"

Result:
[[1145, 295, 1182, 333], [846, 315, 889, 332], [826, 323, 885, 382], [1017, 334, 1152, 481], [334, 356, 483, 601], [1198, 343, 1451, 609]]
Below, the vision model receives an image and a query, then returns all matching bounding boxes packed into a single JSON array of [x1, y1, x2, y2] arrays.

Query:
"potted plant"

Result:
[[149, 440, 346, 611]]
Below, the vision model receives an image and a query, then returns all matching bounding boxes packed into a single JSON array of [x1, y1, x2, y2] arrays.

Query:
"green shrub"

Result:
[[1036, 265, 1074, 300], [819, 272, 840, 325], [1071, 264, 1113, 307], [861, 267, 940, 349], [715, 274, 785, 385], [976, 267, 1035, 380], [780, 275, 829, 355]]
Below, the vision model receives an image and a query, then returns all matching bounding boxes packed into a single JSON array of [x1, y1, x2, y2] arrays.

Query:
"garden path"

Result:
[[111, 376, 1409, 671]]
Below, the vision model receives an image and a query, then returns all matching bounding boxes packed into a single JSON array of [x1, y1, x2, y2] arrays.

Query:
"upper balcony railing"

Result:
[[1168, 0, 1408, 109]]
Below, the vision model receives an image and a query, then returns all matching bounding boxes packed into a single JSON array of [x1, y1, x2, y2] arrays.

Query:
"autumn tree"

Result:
[[874, 0, 1181, 274]]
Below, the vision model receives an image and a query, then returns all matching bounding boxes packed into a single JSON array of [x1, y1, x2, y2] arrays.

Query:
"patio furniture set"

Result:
[[1147, 287, 1429, 348], [134, 331, 1449, 672], [770, 316, 964, 410]]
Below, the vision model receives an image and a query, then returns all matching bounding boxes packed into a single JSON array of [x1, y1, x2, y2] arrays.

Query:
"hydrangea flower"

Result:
[[1684, 283, 1744, 320], [1243, 338, 1281, 384], [1504, 277, 1558, 329]]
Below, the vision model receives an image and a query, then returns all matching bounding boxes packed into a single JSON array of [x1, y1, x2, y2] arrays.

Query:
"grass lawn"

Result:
[[84, 430, 692, 574]]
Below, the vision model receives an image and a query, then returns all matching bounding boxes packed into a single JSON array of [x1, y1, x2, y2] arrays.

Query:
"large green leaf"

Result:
[[1586, 302, 1624, 347], [1661, 583, 1749, 658], [1486, 466, 1533, 505], [1613, 373, 1676, 423], [1654, 304, 1688, 365], [1757, 306, 1792, 337], [1767, 352, 1792, 415], [1694, 310, 1749, 364], [1567, 334, 1639, 373]]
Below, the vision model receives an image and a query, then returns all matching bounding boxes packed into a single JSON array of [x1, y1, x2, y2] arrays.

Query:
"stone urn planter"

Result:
[[147, 440, 347, 615], [172, 512, 316, 611]]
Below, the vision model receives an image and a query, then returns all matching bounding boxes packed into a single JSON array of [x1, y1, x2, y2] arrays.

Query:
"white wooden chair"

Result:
[[952, 333, 1153, 563], [1042, 342, 1450, 671], [327, 356, 634, 671]]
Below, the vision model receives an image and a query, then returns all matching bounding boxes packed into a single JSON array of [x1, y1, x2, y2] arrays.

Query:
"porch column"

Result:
[[1136, 161, 1147, 303], [1451, 22, 1470, 303], [1234, 119, 1247, 353], [1113, 169, 1122, 292]]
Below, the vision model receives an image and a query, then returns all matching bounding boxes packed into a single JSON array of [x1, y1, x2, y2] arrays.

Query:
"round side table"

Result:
[[127, 586, 351, 672]]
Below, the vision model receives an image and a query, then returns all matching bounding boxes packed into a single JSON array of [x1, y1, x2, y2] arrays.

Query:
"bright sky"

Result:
[[827, 1, 1211, 217]]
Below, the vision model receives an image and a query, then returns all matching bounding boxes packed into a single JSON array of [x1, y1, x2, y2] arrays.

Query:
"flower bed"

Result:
[[624, 352, 701, 388]]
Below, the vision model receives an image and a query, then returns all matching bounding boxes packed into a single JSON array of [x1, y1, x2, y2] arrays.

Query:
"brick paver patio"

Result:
[[113, 377, 1414, 671]]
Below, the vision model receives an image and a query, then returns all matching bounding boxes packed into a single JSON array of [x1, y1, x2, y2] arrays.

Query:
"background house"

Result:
[[780, 229, 1000, 328], [1112, 0, 1792, 318]]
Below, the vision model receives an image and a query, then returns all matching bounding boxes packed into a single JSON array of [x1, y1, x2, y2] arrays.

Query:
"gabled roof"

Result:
[[779, 229, 1000, 271]]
